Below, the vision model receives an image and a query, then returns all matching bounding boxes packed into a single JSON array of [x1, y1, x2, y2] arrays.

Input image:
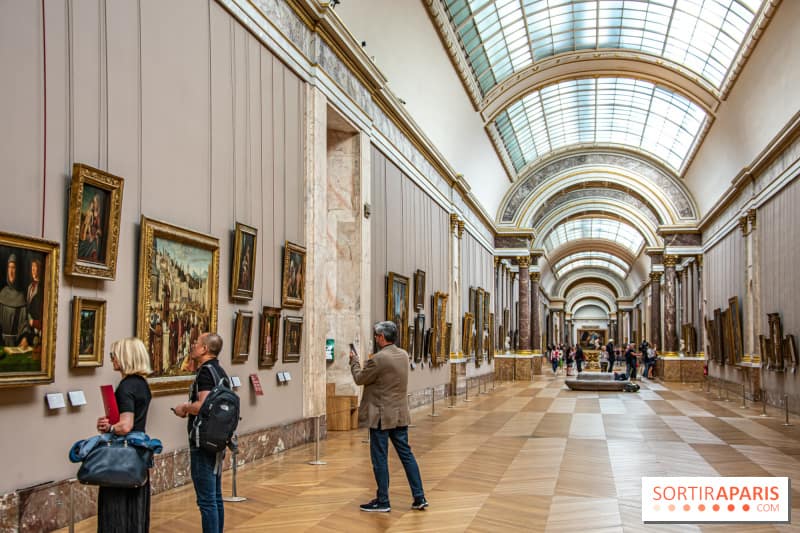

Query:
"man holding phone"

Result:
[[350, 321, 428, 513]]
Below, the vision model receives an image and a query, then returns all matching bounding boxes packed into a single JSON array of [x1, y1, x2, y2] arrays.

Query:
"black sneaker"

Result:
[[360, 499, 391, 512], [411, 497, 429, 510]]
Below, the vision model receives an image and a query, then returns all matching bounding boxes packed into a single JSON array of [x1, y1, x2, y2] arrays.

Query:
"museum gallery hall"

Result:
[[1, 0, 800, 531]]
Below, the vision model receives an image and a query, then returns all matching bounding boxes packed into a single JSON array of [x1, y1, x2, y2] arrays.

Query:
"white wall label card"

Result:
[[283, 372, 292, 382], [46, 393, 66, 409], [68, 390, 87, 406], [231, 376, 242, 388]]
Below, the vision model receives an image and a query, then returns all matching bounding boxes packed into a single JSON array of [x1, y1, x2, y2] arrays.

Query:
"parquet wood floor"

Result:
[[60, 376, 800, 532]]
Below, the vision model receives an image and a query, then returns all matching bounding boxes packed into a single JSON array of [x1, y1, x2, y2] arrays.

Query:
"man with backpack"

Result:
[[173, 332, 239, 533]]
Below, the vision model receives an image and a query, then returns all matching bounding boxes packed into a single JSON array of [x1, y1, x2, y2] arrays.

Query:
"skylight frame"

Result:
[[543, 217, 645, 256]]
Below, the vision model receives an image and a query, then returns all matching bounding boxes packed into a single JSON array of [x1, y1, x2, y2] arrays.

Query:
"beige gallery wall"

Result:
[[0, 0, 307, 494]]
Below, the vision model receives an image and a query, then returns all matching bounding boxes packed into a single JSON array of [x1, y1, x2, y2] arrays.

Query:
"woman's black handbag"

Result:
[[70, 433, 162, 488]]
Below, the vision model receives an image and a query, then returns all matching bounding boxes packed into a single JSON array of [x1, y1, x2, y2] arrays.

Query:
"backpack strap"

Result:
[[205, 363, 230, 389]]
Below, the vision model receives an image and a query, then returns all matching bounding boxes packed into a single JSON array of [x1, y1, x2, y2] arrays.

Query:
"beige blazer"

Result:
[[350, 343, 410, 430]]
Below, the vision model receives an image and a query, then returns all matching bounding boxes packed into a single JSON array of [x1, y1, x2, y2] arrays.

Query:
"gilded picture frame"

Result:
[[258, 306, 281, 369], [432, 291, 448, 365], [413, 269, 425, 311], [386, 272, 410, 351], [283, 315, 303, 363], [65, 163, 124, 280], [728, 296, 743, 364], [784, 334, 798, 373], [759, 334, 771, 369], [231, 223, 257, 301], [281, 241, 306, 309], [462, 312, 474, 357], [70, 297, 106, 368], [0, 232, 59, 388], [488, 313, 495, 363], [413, 312, 425, 363], [136, 216, 219, 395], [445, 322, 452, 359], [232, 310, 253, 364]]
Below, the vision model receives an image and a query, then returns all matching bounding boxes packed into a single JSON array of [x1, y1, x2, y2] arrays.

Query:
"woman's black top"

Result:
[[116, 375, 152, 432]]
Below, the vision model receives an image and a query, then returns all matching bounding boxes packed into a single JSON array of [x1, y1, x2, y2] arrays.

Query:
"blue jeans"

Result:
[[190, 447, 224, 533], [369, 426, 424, 504]]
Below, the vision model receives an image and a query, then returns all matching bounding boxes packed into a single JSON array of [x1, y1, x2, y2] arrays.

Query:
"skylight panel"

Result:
[[542, 217, 645, 255]]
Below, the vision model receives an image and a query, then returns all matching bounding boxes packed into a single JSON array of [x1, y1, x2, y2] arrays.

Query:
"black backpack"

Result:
[[623, 382, 640, 393], [190, 365, 240, 453]]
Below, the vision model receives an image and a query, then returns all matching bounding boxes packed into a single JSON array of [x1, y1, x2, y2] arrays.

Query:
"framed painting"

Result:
[[475, 288, 484, 358], [65, 163, 124, 280], [768, 313, 784, 372], [461, 313, 474, 357], [488, 313, 495, 363], [283, 315, 303, 363], [70, 297, 106, 368], [423, 328, 431, 364], [578, 329, 606, 350], [281, 241, 306, 309], [136, 216, 219, 395], [432, 291, 448, 365], [408, 324, 415, 361], [232, 310, 253, 364], [784, 335, 798, 373], [0, 232, 59, 388], [413, 313, 425, 363], [413, 269, 425, 311], [759, 334, 772, 370], [721, 309, 735, 366], [469, 287, 477, 317], [259, 306, 281, 369], [231, 223, 257, 301], [445, 322, 452, 359], [386, 272, 410, 351], [729, 296, 743, 364]]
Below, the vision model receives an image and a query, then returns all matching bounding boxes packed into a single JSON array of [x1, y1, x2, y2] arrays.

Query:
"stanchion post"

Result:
[[492, 371, 496, 391], [448, 381, 456, 408], [69, 479, 75, 533], [224, 441, 248, 500], [741, 383, 747, 409], [783, 394, 792, 427], [725, 386, 731, 402], [362, 429, 370, 443], [408, 394, 417, 428], [761, 389, 768, 417], [428, 387, 440, 417], [308, 416, 327, 466], [464, 377, 472, 402]]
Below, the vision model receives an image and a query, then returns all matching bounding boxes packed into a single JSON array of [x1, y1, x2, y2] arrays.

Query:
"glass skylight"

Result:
[[557, 260, 628, 280], [494, 77, 707, 173], [443, 0, 763, 95], [553, 251, 630, 274], [543, 217, 645, 255]]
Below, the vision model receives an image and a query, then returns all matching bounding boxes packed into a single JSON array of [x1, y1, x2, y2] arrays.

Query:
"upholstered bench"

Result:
[[565, 372, 629, 391]]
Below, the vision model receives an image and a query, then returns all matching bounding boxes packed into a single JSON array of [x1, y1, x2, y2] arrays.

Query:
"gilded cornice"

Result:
[[663, 255, 679, 268], [457, 221, 465, 239]]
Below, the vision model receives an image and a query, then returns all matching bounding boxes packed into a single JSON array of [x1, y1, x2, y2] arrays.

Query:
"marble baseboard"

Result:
[[533, 355, 543, 375], [495, 358, 515, 381], [515, 358, 533, 380], [657, 358, 704, 382], [1, 417, 320, 532]]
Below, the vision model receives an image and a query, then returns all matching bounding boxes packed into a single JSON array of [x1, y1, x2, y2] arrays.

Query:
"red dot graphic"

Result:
[[683, 504, 691, 512], [654, 504, 661, 512], [698, 504, 706, 512], [713, 504, 720, 512], [728, 504, 735, 512], [743, 504, 750, 512], [669, 504, 676, 512]]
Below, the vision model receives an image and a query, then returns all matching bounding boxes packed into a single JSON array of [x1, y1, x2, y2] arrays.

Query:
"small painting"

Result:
[[413, 312, 425, 363], [445, 322, 452, 359], [729, 296, 743, 364], [0, 233, 59, 387], [232, 310, 253, 364], [413, 269, 425, 311], [386, 272, 410, 351], [432, 291, 448, 365], [462, 313, 474, 357], [65, 163, 124, 279], [283, 316, 303, 363], [281, 241, 306, 309], [259, 306, 281, 369], [70, 297, 106, 368], [231, 223, 257, 300]]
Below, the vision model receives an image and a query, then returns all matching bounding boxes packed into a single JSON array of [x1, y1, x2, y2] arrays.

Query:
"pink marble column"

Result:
[[650, 271, 663, 350], [663, 255, 678, 356], [530, 271, 541, 353], [517, 256, 531, 352]]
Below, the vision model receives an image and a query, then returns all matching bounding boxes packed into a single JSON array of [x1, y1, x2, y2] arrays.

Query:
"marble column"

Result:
[[743, 210, 761, 363], [530, 271, 541, 354], [517, 256, 531, 352], [663, 255, 678, 356], [696, 255, 705, 357], [650, 271, 663, 350], [455, 219, 465, 356]]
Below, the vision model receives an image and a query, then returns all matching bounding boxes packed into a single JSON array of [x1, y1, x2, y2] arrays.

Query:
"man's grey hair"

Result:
[[374, 321, 398, 344], [204, 332, 223, 356]]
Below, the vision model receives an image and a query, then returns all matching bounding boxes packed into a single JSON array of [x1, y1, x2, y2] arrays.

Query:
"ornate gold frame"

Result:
[[413, 269, 425, 310], [281, 241, 306, 309], [231, 222, 258, 301], [259, 306, 281, 369], [488, 312, 495, 363], [65, 163, 124, 280], [232, 310, 253, 364], [70, 297, 106, 368], [386, 272, 410, 351], [136, 216, 219, 395], [461, 313, 474, 357], [0, 232, 59, 388], [432, 291, 448, 365], [282, 315, 303, 363], [729, 296, 743, 364]]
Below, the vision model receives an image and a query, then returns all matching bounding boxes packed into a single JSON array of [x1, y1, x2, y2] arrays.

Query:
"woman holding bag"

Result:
[[95, 337, 153, 533]]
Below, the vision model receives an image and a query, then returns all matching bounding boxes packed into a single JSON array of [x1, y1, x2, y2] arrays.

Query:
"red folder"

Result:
[[100, 385, 119, 424]]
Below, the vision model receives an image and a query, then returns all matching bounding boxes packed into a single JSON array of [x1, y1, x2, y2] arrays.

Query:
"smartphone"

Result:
[[349, 343, 358, 357], [170, 407, 178, 415]]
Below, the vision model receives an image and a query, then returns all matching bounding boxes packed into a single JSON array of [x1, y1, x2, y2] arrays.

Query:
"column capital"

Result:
[[517, 256, 530, 268], [649, 271, 663, 282], [738, 215, 749, 236], [494, 256, 500, 267], [456, 220, 465, 239], [529, 271, 540, 282], [663, 255, 679, 268], [529, 252, 541, 264], [695, 254, 704, 268], [747, 208, 757, 229], [449, 213, 459, 234], [510, 272, 517, 281]]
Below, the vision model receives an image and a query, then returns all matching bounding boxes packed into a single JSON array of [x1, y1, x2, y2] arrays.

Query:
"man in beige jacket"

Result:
[[350, 321, 428, 513]]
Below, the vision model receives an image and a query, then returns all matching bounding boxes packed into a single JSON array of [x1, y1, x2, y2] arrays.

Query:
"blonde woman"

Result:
[[95, 338, 153, 533]]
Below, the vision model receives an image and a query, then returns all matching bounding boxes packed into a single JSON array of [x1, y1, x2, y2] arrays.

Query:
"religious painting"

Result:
[[413, 312, 425, 364], [70, 297, 106, 368], [722, 309, 735, 366], [432, 291, 448, 365], [475, 288, 484, 359], [65, 164, 124, 280], [281, 241, 306, 309], [413, 269, 425, 311], [729, 296, 743, 364], [469, 287, 477, 318], [0, 232, 59, 388], [488, 313, 495, 363], [462, 313, 474, 357], [386, 272, 410, 351], [232, 310, 253, 364], [231, 223, 257, 301], [713, 308, 724, 365], [258, 306, 281, 369], [136, 216, 219, 395], [578, 329, 605, 350], [768, 313, 785, 372], [283, 316, 303, 363]]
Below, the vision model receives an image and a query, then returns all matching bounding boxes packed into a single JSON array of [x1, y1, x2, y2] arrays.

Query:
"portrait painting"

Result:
[[259, 306, 281, 369], [232, 310, 253, 364], [231, 223, 257, 300], [283, 316, 303, 363], [386, 272, 410, 351], [65, 163, 124, 280], [281, 241, 306, 309], [70, 297, 106, 368], [432, 291, 448, 365], [413, 269, 425, 311], [0, 233, 59, 388], [136, 216, 219, 394], [461, 313, 474, 357], [413, 313, 425, 363], [729, 297, 743, 364], [578, 329, 606, 350]]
